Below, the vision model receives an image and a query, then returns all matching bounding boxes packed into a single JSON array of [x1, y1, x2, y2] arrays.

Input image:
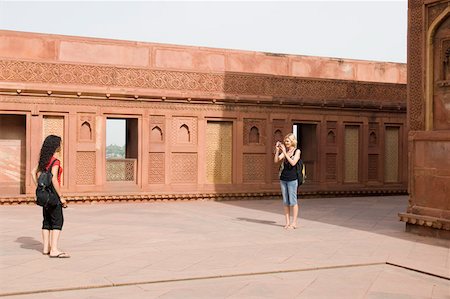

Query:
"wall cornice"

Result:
[[0, 59, 406, 104]]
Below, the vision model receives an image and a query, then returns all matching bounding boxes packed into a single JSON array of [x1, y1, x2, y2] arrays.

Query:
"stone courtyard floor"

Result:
[[0, 195, 449, 298]]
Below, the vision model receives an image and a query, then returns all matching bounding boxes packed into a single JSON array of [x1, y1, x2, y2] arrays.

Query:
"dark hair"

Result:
[[38, 135, 61, 172]]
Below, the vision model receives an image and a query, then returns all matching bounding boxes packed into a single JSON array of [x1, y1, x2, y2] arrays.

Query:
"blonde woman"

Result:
[[274, 133, 301, 229]]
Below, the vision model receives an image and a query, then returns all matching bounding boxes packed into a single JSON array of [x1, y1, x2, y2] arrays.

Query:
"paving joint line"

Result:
[[386, 262, 450, 281], [2, 261, 449, 297]]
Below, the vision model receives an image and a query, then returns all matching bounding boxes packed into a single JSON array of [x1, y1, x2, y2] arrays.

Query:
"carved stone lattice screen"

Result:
[[206, 121, 232, 184], [384, 127, 399, 183], [171, 153, 197, 183], [326, 153, 337, 180], [243, 154, 265, 183], [43, 115, 64, 182], [148, 153, 165, 184], [344, 126, 359, 183], [106, 159, 136, 182], [76, 152, 96, 185]]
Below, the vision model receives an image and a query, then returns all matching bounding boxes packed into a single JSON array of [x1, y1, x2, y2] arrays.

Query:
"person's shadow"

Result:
[[236, 217, 283, 227], [15, 237, 42, 253]]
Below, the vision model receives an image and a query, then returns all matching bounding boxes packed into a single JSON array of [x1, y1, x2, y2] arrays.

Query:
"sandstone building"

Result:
[[0, 30, 407, 204]]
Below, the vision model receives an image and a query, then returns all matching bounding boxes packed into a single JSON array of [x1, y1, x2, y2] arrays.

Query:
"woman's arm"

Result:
[[51, 165, 67, 207], [284, 149, 301, 166], [273, 144, 285, 163], [31, 165, 38, 186]]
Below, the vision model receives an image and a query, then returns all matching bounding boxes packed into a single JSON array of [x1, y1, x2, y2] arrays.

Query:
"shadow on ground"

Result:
[[15, 236, 42, 253], [221, 195, 450, 248]]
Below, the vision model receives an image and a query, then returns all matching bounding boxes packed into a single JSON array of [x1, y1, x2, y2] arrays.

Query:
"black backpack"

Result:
[[36, 159, 60, 208], [296, 158, 306, 186]]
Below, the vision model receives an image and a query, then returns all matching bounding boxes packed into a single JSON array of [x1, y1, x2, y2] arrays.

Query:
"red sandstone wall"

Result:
[[0, 30, 406, 84]]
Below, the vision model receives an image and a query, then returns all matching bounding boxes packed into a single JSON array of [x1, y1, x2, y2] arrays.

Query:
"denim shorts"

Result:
[[280, 179, 298, 206]]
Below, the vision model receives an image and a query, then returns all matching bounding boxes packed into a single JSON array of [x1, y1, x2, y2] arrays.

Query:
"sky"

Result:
[[0, 1, 408, 146]]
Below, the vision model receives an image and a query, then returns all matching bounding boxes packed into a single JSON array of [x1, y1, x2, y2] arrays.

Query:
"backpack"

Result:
[[296, 159, 306, 185], [36, 159, 60, 208]]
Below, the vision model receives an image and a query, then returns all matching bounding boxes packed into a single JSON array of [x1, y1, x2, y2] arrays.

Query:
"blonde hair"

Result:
[[284, 133, 297, 148]]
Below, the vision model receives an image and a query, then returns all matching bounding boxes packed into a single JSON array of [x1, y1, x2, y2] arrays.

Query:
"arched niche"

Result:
[[178, 124, 190, 143], [150, 126, 163, 142], [80, 121, 92, 141], [274, 129, 283, 143], [369, 131, 377, 146], [425, 7, 450, 130], [327, 130, 336, 144], [249, 126, 260, 143]]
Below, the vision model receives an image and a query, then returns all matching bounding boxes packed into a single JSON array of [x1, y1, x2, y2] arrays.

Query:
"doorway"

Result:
[[106, 118, 138, 183], [0, 114, 26, 194], [294, 123, 317, 182]]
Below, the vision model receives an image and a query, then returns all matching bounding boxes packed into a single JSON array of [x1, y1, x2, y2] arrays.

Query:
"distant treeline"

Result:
[[106, 144, 125, 158]]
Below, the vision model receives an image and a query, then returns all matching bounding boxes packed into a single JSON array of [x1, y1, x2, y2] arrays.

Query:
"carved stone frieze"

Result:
[[0, 59, 405, 103]]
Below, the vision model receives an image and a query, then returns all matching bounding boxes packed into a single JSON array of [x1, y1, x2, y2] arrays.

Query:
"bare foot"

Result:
[[283, 224, 290, 229]]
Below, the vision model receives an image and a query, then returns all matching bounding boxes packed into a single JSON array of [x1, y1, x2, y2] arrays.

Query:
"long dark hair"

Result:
[[38, 135, 61, 172]]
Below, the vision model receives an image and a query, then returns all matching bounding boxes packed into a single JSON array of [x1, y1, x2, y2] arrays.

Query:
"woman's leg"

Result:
[[280, 181, 291, 228], [287, 180, 299, 228], [291, 205, 299, 228], [49, 205, 69, 257], [42, 229, 50, 254], [49, 229, 61, 255], [283, 206, 290, 228]]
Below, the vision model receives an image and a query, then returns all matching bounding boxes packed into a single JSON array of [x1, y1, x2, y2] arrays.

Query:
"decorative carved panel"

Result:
[[171, 153, 197, 183], [433, 17, 450, 130], [206, 121, 232, 184], [78, 114, 95, 142], [0, 59, 406, 103], [172, 117, 197, 145], [243, 154, 266, 183], [43, 115, 64, 182], [369, 123, 379, 147], [344, 126, 359, 183], [76, 151, 95, 185], [427, 1, 449, 28], [327, 130, 336, 144], [368, 154, 378, 181], [150, 115, 165, 143], [244, 119, 266, 145], [408, 0, 425, 130], [106, 159, 136, 182], [325, 153, 337, 180], [148, 153, 164, 184], [384, 127, 399, 183]]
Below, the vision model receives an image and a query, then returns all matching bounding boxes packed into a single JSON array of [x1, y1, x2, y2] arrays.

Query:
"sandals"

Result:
[[49, 252, 70, 258]]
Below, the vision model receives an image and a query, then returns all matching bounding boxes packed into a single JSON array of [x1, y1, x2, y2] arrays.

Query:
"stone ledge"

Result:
[[0, 189, 407, 205], [398, 213, 450, 230]]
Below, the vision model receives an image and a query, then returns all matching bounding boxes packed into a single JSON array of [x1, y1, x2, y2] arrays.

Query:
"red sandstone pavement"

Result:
[[0, 196, 449, 298]]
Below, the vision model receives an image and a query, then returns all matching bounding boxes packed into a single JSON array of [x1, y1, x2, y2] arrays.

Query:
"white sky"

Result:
[[0, 1, 407, 63], [0, 0, 408, 146]]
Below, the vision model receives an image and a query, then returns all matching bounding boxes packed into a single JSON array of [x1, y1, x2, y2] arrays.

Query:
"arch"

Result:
[[327, 130, 336, 144], [369, 131, 377, 146], [249, 126, 260, 143], [178, 124, 190, 143], [274, 129, 283, 142], [425, 7, 450, 130], [80, 121, 92, 140], [150, 126, 163, 142]]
